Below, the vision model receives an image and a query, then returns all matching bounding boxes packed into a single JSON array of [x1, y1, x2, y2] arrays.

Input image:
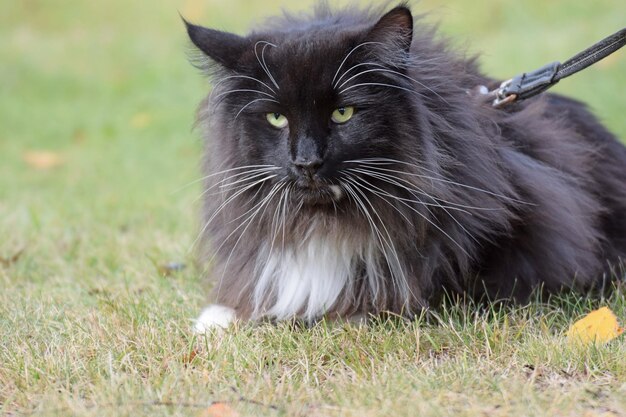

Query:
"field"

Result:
[[1, 0, 625, 415]]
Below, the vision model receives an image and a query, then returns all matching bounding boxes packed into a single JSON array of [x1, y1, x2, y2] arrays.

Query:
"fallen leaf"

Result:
[[198, 403, 238, 417], [181, 348, 198, 364], [567, 307, 624, 345], [72, 128, 86, 144], [130, 112, 152, 129], [23, 151, 64, 170], [0, 248, 24, 267]]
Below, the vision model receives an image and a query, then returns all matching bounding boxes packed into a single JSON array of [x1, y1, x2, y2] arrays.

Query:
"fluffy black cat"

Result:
[[185, 4, 626, 331]]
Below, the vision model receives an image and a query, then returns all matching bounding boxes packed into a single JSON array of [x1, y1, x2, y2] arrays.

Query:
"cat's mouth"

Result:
[[294, 182, 344, 206]]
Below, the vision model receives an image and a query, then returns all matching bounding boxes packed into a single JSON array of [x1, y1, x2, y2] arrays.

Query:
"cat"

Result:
[[184, 4, 626, 332]]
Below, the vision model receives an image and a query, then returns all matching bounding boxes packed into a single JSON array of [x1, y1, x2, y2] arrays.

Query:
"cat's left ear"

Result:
[[366, 6, 413, 52], [183, 17, 249, 70]]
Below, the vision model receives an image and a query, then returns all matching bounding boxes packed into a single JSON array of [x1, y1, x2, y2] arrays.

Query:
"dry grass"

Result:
[[1, 0, 625, 415]]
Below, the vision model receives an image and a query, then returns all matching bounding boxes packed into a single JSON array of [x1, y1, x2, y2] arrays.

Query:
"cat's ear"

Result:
[[183, 18, 248, 69], [366, 6, 413, 52]]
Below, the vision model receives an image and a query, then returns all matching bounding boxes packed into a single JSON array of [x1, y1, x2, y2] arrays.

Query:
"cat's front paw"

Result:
[[193, 304, 236, 334]]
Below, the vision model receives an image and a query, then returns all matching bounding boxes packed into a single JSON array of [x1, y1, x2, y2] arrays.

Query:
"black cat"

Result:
[[184, 4, 626, 331]]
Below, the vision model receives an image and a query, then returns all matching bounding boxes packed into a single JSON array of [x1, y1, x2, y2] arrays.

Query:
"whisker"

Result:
[[347, 169, 480, 249], [350, 169, 437, 217], [188, 174, 276, 252], [343, 177, 411, 301], [215, 88, 276, 100], [191, 168, 278, 203], [235, 98, 280, 120], [193, 173, 276, 202], [338, 82, 427, 100], [333, 61, 385, 88], [347, 165, 489, 244], [174, 164, 278, 192], [219, 170, 279, 189], [347, 167, 490, 213], [340, 180, 383, 302], [210, 75, 277, 97], [215, 181, 286, 300], [225, 180, 279, 226], [341, 181, 388, 279], [280, 183, 292, 253], [211, 181, 285, 265], [347, 158, 528, 205], [255, 40, 280, 91], [347, 167, 478, 246], [264, 183, 287, 272], [342, 173, 413, 225], [336, 67, 449, 105], [331, 41, 385, 87]]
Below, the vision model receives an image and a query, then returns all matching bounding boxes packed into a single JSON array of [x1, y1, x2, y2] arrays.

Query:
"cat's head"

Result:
[[185, 6, 432, 207]]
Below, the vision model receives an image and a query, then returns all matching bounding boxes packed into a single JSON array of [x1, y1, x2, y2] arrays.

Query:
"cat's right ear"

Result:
[[183, 18, 248, 70], [366, 6, 413, 52]]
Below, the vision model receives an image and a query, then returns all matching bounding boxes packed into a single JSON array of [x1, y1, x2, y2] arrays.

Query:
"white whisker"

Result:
[[219, 170, 279, 189], [346, 171, 473, 255], [348, 165, 490, 244], [347, 158, 528, 205], [235, 98, 280, 119], [341, 181, 386, 302], [215, 88, 276, 100], [344, 173, 413, 225], [189, 174, 277, 253], [339, 82, 427, 100], [343, 177, 412, 306], [174, 164, 278, 192], [333, 61, 385, 88], [348, 166, 497, 214], [336, 67, 449, 105], [331, 41, 385, 87], [210, 75, 277, 97], [215, 181, 287, 300], [255, 40, 280, 91], [192, 168, 279, 203]]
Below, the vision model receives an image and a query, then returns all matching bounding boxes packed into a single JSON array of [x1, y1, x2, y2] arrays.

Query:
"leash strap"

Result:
[[488, 27, 626, 107]]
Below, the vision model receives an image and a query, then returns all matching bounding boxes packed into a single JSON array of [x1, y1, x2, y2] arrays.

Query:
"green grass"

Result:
[[1, 0, 625, 415]]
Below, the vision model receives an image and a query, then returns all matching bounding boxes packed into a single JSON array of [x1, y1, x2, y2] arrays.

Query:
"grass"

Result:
[[1, 0, 625, 415]]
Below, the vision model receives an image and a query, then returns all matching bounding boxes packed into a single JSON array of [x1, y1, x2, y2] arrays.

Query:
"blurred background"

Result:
[[1, 0, 624, 283]]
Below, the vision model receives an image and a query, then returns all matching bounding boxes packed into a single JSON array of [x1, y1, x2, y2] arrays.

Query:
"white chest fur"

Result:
[[253, 234, 364, 321], [194, 231, 395, 333]]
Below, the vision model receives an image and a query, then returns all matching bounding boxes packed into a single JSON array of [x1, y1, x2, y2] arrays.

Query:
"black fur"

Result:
[[186, 4, 626, 320]]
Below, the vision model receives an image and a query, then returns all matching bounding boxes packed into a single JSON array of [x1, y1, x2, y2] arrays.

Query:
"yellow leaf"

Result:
[[197, 403, 238, 417], [567, 307, 624, 345], [130, 112, 152, 129], [22, 150, 64, 170]]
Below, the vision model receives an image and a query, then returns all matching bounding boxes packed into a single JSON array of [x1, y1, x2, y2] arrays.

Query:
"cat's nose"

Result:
[[293, 156, 323, 179]]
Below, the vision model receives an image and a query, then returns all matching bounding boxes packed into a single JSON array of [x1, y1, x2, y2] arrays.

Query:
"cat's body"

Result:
[[185, 5, 626, 331]]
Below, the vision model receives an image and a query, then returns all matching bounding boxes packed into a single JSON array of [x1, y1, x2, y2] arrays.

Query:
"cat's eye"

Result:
[[266, 112, 288, 129], [331, 106, 354, 124]]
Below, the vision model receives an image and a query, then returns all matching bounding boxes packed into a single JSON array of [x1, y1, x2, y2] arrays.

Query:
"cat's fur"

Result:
[[185, 4, 626, 331]]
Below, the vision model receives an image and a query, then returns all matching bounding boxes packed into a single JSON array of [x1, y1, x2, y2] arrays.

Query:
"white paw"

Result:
[[193, 304, 236, 334]]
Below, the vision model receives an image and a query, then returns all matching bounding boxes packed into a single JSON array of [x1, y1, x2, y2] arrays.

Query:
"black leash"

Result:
[[478, 27, 626, 108]]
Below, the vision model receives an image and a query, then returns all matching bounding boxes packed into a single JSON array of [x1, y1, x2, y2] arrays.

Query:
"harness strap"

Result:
[[485, 28, 626, 108]]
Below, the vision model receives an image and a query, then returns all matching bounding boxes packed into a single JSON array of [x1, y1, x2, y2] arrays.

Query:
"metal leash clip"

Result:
[[473, 28, 625, 109], [471, 81, 517, 108], [492, 79, 517, 108]]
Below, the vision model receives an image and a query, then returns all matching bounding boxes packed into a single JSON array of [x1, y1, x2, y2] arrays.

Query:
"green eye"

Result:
[[266, 112, 288, 128], [331, 106, 354, 124]]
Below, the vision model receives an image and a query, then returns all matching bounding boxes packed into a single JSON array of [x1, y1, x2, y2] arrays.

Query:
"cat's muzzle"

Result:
[[293, 178, 343, 206]]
